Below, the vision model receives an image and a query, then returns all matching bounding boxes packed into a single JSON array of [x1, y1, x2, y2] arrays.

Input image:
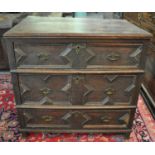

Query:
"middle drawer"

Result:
[[16, 73, 141, 106]]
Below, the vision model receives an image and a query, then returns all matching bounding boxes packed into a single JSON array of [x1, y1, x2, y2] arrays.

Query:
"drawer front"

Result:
[[14, 42, 144, 69], [18, 73, 139, 106], [18, 108, 131, 129]]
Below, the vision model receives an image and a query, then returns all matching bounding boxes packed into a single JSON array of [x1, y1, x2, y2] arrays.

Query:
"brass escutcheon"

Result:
[[75, 46, 80, 54], [73, 44, 86, 54], [73, 76, 84, 84]]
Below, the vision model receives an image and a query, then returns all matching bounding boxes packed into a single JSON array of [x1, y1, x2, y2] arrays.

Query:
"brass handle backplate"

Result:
[[42, 115, 53, 122], [104, 88, 115, 96], [107, 53, 120, 61], [101, 116, 111, 123], [37, 53, 49, 61]]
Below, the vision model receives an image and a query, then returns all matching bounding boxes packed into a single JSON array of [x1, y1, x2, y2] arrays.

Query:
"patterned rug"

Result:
[[0, 73, 155, 142]]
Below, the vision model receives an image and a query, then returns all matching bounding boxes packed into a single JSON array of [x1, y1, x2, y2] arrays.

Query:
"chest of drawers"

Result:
[[3, 16, 152, 137]]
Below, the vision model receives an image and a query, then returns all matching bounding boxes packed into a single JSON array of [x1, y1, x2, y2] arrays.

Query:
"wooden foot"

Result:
[[124, 133, 130, 139]]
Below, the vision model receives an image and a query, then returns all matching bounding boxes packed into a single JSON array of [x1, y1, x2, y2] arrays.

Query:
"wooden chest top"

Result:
[[4, 16, 152, 39]]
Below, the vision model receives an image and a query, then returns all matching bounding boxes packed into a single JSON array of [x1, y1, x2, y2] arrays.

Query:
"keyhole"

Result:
[[76, 46, 80, 54]]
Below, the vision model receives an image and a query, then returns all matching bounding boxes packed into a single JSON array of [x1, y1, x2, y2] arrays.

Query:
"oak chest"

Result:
[[3, 16, 152, 137]]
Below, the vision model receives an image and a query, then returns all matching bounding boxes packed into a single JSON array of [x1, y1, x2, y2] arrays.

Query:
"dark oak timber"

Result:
[[3, 16, 152, 138]]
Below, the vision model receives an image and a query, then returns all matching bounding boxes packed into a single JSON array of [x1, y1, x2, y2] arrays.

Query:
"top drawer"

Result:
[[13, 42, 144, 69]]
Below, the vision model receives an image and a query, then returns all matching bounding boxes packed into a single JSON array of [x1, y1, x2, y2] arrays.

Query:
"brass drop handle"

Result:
[[37, 53, 49, 61], [101, 116, 111, 123], [42, 115, 53, 122], [104, 88, 115, 96], [40, 88, 52, 96], [107, 53, 120, 61]]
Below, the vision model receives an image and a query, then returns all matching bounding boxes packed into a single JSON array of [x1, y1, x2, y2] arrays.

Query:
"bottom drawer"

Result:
[[17, 108, 132, 130]]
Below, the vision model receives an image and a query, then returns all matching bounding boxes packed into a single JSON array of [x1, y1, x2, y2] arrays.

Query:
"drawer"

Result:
[[16, 73, 140, 106], [18, 108, 131, 129], [14, 42, 144, 69]]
